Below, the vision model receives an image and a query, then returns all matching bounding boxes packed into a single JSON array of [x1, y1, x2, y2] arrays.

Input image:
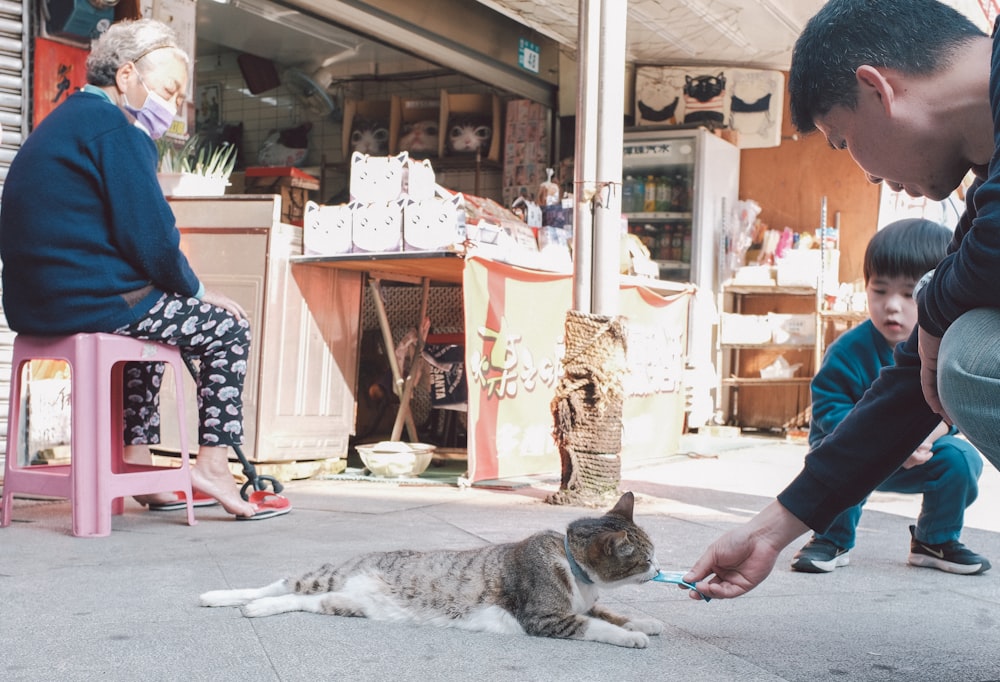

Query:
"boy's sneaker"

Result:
[[790, 537, 850, 573], [907, 525, 992, 575]]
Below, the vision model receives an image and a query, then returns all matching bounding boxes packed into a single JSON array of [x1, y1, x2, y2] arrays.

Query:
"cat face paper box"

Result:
[[303, 201, 353, 256], [403, 194, 465, 251], [352, 200, 405, 253], [349, 151, 406, 204]]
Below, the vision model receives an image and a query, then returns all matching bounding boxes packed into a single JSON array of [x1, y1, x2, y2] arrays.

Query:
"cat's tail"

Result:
[[200, 579, 290, 607]]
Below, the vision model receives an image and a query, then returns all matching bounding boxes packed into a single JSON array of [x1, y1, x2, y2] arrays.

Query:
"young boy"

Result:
[[791, 219, 989, 575]]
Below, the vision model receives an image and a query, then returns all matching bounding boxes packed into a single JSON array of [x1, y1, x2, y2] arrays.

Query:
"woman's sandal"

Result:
[[235, 490, 292, 520]]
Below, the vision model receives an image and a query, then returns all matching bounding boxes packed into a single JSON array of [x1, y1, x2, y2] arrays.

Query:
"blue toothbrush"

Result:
[[651, 571, 712, 602]]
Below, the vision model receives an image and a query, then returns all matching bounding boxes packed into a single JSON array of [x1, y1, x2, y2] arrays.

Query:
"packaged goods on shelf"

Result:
[[768, 312, 816, 345], [719, 312, 772, 345]]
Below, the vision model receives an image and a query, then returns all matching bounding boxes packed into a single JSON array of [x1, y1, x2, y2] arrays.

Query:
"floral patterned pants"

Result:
[[114, 293, 251, 448]]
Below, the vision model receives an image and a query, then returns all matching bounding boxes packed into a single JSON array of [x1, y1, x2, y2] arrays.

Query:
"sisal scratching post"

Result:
[[547, 309, 627, 507]]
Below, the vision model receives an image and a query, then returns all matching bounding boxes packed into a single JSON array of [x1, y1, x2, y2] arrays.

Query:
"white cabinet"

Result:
[[160, 196, 361, 463]]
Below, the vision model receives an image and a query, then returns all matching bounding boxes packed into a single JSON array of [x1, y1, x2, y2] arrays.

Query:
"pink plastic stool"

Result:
[[0, 333, 196, 537]]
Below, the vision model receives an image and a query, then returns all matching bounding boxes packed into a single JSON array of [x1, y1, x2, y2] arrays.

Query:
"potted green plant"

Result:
[[156, 134, 238, 197]]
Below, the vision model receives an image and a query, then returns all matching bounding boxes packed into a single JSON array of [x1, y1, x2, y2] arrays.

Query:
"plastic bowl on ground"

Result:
[[355, 441, 436, 478]]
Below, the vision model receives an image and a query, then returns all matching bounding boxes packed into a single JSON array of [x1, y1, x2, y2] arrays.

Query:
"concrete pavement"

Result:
[[2, 435, 999, 681]]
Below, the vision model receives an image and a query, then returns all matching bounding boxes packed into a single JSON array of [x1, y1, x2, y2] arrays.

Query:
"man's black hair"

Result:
[[789, 0, 984, 133]]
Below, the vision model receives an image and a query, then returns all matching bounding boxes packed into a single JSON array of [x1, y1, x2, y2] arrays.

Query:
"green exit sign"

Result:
[[518, 38, 540, 74]]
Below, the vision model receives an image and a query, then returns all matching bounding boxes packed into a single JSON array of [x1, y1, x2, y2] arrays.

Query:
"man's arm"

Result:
[[685, 327, 940, 599], [778, 325, 939, 530]]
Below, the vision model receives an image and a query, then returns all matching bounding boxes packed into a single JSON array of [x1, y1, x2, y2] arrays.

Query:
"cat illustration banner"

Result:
[[635, 66, 784, 149], [462, 256, 689, 483]]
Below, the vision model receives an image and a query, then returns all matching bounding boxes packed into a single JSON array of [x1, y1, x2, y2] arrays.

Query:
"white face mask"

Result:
[[123, 70, 176, 139]]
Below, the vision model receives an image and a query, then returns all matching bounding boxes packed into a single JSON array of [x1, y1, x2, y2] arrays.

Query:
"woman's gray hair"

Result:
[[85, 19, 189, 86]]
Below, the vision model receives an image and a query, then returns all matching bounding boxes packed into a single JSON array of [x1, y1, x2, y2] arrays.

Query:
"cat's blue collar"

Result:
[[564, 535, 594, 585]]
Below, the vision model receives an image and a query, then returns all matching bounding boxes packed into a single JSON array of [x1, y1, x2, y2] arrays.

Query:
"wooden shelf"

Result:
[[717, 282, 819, 430], [720, 343, 814, 350], [722, 284, 817, 296], [819, 310, 869, 321], [624, 211, 693, 221], [722, 377, 812, 386], [291, 250, 466, 285]]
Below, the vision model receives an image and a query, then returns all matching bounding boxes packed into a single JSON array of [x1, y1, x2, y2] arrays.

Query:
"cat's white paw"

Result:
[[615, 630, 650, 648], [241, 597, 286, 618], [626, 617, 664, 636]]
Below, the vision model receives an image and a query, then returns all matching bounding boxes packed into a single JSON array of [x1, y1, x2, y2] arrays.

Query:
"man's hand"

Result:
[[901, 443, 933, 469], [683, 501, 809, 600], [918, 327, 950, 424], [901, 421, 946, 469]]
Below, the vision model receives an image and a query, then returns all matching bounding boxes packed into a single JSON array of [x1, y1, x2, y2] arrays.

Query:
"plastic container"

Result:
[[355, 441, 436, 478]]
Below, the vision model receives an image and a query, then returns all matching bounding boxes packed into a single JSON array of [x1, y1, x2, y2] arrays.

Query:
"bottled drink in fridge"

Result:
[[670, 223, 683, 261], [656, 175, 671, 212], [681, 225, 692, 263], [671, 172, 690, 213], [644, 176, 657, 212], [622, 175, 636, 213]]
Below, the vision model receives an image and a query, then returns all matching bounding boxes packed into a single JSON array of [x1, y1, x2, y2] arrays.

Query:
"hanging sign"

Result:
[[518, 38, 540, 74]]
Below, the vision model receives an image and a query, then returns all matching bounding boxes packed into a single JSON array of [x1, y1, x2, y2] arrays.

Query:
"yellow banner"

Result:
[[463, 256, 690, 483]]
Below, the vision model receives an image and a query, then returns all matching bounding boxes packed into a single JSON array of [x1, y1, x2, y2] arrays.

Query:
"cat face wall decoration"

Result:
[[398, 120, 439, 157], [447, 115, 492, 155], [683, 73, 726, 125], [350, 116, 389, 156]]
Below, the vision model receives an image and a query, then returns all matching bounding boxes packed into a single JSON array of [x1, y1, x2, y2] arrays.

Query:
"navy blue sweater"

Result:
[[0, 89, 200, 334], [777, 25, 1000, 532]]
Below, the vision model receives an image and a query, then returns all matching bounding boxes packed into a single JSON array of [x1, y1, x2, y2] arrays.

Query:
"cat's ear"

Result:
[[598, 530, 634, 558], [607, 491, 635, 521]]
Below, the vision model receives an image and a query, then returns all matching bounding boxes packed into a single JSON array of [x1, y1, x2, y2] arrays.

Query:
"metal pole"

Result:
[[572, 0, 601, 313], [590, 0, 627, 316]]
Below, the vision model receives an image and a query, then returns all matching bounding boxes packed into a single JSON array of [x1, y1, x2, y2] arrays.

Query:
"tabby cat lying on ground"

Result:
[[200, 492, 663, 648]]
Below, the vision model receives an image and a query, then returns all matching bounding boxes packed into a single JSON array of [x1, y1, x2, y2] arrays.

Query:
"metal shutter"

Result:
[[0, 0, 29, 465]]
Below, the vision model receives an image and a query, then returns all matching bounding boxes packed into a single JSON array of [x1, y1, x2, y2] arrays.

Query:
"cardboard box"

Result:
[[244, 166, 319, 226], [776, 249, 821, 287], [390, 96, 440, 157], [352, 200, 404, 253], [303, 201, 353, 256], [439, 91, 502, 162], [342, 99, 391, 158]]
